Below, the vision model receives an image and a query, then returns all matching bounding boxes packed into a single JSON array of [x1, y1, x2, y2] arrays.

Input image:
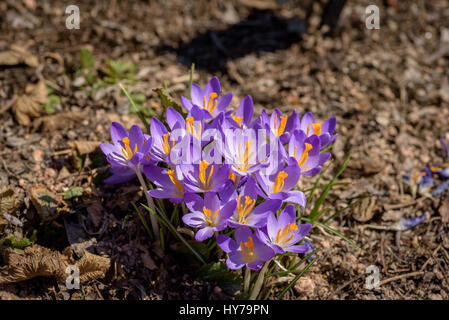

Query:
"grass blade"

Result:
[[277, 256, 317, 299], [308, 153, 351, 223], [141, 203, 206, 265], [314, 221, 361, 251], [119, 83, 151, 133]]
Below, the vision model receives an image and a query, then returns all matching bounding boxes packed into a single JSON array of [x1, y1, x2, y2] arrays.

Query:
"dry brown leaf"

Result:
[[0, 186, 23, 215], [33, 112, 86, 132], [0, 245, 110, 284], [77, 250, 111, 283], [12, 80, 48, 126], [0, 44, 39, 67], [141, 250, 157, 271], [352, 196, 378, 222], [68, 140, 102, 155], [0, 215, 7, 233], [28, 186, 64, 222], [439, 198, 449, 224]]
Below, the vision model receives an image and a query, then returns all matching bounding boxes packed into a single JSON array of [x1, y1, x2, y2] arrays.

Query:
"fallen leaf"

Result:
[[12, 81, 48, 126], [0, 186, 22, 215], [68, 140, 102, 155], [29, 186, 65, 222], [0, 245, 110, 284], [352, 196, 378, 222], [439, 198, 449, 224], [63, 187, 84, 200], [141, 250, 157, 271], [33, 112, 86, 132], [86, 201, 103, 228], [0, 44, 38, 67]]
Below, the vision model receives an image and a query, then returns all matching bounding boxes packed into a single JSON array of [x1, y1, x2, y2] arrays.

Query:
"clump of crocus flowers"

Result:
[[101, 76, 337, 297]]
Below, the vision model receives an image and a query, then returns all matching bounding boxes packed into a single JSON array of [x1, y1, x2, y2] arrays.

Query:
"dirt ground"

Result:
[[0, 0, 448, 300]]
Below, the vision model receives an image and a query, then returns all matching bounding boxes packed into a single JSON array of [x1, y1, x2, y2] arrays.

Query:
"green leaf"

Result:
[[187, 63, 195, 99], [153, 88, 182, 114], [308, 153, 351, 223], [3, 236, 33, 250], [63, 187, 84, 199], [195, 262, 242, 295], [80, 48, 95, 69], [277, 256, 317, 299], [119, 83, 151, 133], [314, 221, 361, 251], [141, 203, 206, 265]]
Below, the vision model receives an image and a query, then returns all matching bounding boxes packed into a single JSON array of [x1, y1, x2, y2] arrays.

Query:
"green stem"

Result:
[[244, 267, 251, 294], [249, 260, 271, 300], [135, 166, 160, 241]]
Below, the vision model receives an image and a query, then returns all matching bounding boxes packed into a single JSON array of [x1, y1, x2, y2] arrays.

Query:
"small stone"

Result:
[[32, 149, 43, 162]]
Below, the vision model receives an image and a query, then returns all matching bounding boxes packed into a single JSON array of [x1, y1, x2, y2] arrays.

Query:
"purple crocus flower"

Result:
[[143, 165, 185, 204], [180, 76, 233, 119], [150, 116, 181, 164], [222, 127, 269, 177], [288, 130, 331, 176], [255, 157, 306, 206], [225, 96, 262, 130], [182, 192, 236, 241], [219, 178, 282, 228], [180, 161, 231, 193], [261, 108, 299, 145], [217, 226, 275, 270], [256, 205, 311, 254], [298, 112, 337, 148], [100, 122, 152, 184]]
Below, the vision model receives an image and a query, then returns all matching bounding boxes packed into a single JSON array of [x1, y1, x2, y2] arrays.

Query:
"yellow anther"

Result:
[[162, 133, 171, 155], [229, 170, 236, 182], [233, 116, 243, 127], [241, 237, 254, 258], [203, 92, 218, 113], [306, 122, 322, 136], [312, 123, 322, 136], [203, 206, 218, 225], [121, 137, 137, 160], [274, 113, 288, 136], [295, 143, 313, 168], [275, 223, 298, 244], [167, 170, 183, 193], [237, 195, 256, 224], [186, 117, 202, 139], [237, 140, 255, 172], [273, 171, 288, 193], [199, 160, 213, 188]]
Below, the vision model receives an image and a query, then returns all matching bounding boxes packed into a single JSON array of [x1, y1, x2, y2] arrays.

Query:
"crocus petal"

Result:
[[180, 96, 194, 112], [247, 261, 263, 270], [195, 227, 215, 242], [226, 255, 245, 270], [166, 107, 185, 130], [217, 234, 236, 253], [215, 92, 233, 114], [234, 226, 253, 244], [190, 84, 204, 106], [236, 96, 254, 127], [100, 142, 117, 155], [182, 213, 205, 228], [287, 245, 309, 253], [110, 122, 128, 144], [129, 125, 144, 149]]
